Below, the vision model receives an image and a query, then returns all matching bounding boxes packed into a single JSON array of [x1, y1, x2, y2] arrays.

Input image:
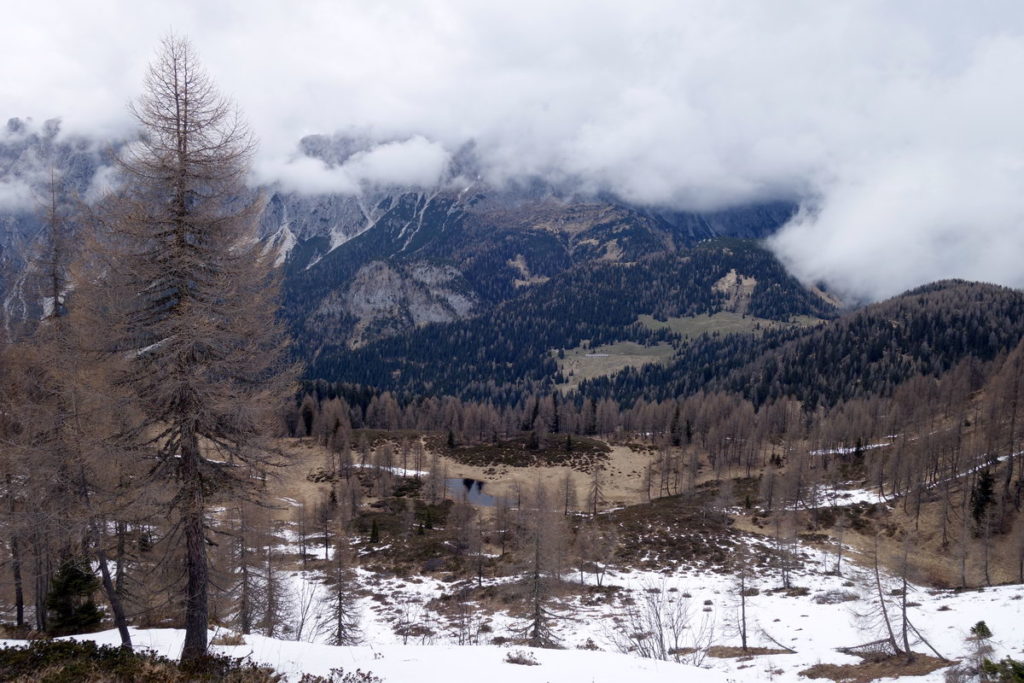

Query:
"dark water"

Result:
[[446, 477, 497, 507]]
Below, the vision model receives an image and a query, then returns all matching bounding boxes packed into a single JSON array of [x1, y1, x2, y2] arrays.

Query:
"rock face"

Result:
[[315, 260, 478, 348]]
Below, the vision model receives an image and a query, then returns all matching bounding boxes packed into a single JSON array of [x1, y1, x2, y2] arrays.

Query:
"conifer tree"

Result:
[[95, 35, 293, 662]]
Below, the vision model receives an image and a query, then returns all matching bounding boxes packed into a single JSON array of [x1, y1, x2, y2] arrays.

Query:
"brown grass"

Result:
[[554, 340, 676, 390], [211, 632, 246, 646], [800, 654, 951, 682]]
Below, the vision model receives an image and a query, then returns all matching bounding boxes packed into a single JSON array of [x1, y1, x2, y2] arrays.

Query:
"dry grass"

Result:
[[800, 654, 951, 682], [267, 427, 1024, 590], [554, 341, 676, 390], [211, 632, 246, 646]]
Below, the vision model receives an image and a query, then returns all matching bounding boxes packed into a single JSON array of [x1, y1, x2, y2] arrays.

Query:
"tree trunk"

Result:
[[97, 548, 132, 649], [11, 535, 23, 628], [32, 532, 48, 632], [739, 574, 748, 652], [115, 521, 126, 597], [180, 434, 209, 663], [873, 547, 901, 656]]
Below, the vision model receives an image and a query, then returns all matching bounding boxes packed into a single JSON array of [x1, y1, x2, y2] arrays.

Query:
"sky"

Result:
[[4, 1, 1024, 300]]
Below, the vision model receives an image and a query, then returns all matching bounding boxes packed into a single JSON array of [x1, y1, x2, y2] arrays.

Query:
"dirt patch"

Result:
[[712, 269, 757, 314], [800, 654, 951, 682]]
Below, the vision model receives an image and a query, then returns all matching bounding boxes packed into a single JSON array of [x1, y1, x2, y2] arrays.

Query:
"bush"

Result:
[[813, 590, 859, 605], [982, 656, 1024, 682], [504, 649, 540, 666], [0, 640, 282, 682], [299, 669, 384, 683], [46, 560, 103, 637], [211, 632, 247, 646]]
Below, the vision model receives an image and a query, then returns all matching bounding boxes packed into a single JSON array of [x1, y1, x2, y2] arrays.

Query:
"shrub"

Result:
[[212, 632, 247, 646], [981, 656, 1024, 682], [0, 640, 281, 682], [504, 649, 540, 666], [46, 559, 102, 636], [813, 590, 859, 605]]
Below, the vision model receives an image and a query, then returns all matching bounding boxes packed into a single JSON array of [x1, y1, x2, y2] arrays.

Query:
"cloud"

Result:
[[4, 1, 1024, 298], [255, 136, 450, 194], [0, 180, 33, 212]]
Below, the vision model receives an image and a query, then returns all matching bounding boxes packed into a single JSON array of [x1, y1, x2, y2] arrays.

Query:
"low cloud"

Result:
[[256, 136, 451, 195], [5, 1, 1024, 299], [0, 179, 33, 212]]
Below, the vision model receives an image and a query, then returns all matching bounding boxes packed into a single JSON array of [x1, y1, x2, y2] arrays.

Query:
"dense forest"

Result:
[[581, 280, 1024, 407]]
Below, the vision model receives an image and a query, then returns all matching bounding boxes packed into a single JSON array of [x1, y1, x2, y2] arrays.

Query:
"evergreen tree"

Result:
[[46, 559, 102, 636]]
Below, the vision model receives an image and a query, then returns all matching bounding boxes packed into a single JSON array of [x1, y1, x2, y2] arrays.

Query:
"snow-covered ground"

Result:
[[810, 441, 893, 457], [6, 501, 1024, 681], [30, 628, 726, 682], [15, 544, 1020, 682], [286, 530, 1024, 682]]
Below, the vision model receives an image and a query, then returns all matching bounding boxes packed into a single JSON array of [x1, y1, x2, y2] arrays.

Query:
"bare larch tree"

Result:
[[98, 35, 293, 663]]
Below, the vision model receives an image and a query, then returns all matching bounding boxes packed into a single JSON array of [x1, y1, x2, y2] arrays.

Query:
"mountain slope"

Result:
[[581, 279, 1024, 407], [307, 239, 836, 402]]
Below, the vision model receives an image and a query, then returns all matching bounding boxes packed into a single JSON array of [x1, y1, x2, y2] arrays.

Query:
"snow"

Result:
[[351, 462, 428, 478], [7, 498, 1024, 682], [320, 531, 1024, 683], [19, 628, 726, 683], [6, 536, 1024, 682], [810, 441, 892, 457]]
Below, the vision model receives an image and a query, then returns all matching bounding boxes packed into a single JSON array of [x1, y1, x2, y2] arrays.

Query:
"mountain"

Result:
[[307, 238, 837, 402], [0, 126, 807, 360], [0, 118, 105, 326]]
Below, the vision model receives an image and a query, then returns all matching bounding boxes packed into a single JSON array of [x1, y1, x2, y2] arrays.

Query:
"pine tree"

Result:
[[46, 558, 102, 636]]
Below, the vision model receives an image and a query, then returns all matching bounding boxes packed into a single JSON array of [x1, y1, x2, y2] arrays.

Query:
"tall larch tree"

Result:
[[97, 35, 293, 663]]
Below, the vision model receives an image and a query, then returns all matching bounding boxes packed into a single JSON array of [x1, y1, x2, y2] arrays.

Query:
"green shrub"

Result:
[[0, 640, 284, 682], [46, 559, 102, 636], [982, 656, 1024, 682]]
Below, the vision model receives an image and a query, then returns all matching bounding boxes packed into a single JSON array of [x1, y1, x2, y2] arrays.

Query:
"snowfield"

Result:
[[7, 550, 1020, 682], [32, 628, 728, 683], [5, 500, 1023, 681]]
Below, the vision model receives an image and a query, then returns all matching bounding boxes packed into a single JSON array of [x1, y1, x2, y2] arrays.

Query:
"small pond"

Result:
[[446, 477, 497, 507]]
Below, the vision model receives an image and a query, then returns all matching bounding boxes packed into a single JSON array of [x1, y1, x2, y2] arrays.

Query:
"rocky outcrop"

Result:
[[312, 260, 479, 348]]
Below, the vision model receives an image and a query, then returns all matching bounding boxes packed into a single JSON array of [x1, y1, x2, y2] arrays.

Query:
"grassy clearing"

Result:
[[637, 311, 822, 338], [554, 341, 676, 390]]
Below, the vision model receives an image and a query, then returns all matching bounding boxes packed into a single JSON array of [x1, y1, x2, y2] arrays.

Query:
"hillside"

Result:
[[580, 279, 1024, 407], [306, 239, 836, 402]]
